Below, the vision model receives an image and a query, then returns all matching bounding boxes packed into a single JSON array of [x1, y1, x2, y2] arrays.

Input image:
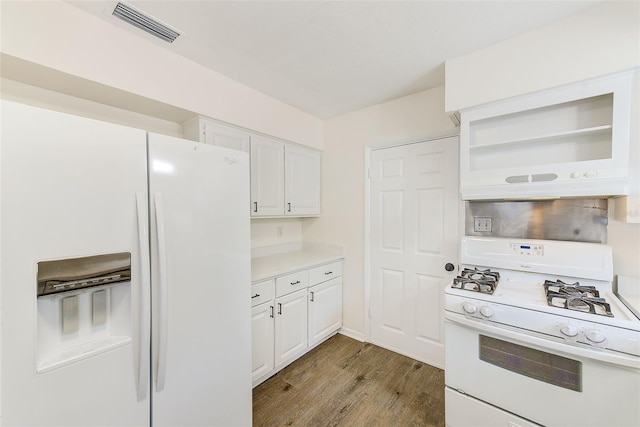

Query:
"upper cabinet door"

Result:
[[182, 117, 250, 153], [285, 145, 321, 216], [251, 135, 285, 216], [202, 121, 250, 153]]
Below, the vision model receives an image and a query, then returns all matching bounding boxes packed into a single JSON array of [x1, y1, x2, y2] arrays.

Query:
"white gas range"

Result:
[[444, 237, 640, 427]]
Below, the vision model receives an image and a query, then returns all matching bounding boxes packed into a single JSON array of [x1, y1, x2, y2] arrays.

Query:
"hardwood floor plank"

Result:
[[253, 334, 445, 427]]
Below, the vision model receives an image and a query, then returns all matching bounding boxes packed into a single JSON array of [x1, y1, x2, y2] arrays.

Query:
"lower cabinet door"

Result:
[[252, 301, 275, 383], [274, 288, 308, 367], [308, 277, 342, 347]]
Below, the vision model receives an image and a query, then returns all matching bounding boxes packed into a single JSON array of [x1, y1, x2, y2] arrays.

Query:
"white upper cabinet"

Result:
[[250, 137, 321, 217], [285, 145, 321, 216], [185, 116, 322, 216], [250, 136, 285, 216], [460, 70, 635, 200], [183, 117, 250, 153]]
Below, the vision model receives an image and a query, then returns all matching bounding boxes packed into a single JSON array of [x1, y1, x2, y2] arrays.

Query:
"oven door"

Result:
[[445, 312, 640, 427]]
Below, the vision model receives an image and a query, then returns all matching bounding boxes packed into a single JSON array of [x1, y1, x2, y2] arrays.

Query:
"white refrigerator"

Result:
[[0, 100, 252, 426]]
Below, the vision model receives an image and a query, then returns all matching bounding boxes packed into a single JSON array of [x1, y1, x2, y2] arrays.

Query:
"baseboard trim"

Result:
[[338, 327, 365, 342]]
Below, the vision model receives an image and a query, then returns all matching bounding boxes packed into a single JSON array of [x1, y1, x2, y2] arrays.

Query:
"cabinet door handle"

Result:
[[324, 271, 333, 275], [270, 305, 274, 318], [287, 202, 291, 212], [251, 293, 260, 299], [278, 303, 282, 315], [253, 202, 258, 213], [310, 291, 315, 302], [291, 280, 300, 286]]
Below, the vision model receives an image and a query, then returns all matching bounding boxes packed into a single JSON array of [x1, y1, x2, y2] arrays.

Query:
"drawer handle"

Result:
[[253, 202, 258, 213], [324, 271, 333, 275], [278, 303, 282, 315], [290, 280, 301, 286], [251, 293, 260, 299], [270, 305, 274, 318], [287, 202, 291, 212], [310, 291, 315, 302]]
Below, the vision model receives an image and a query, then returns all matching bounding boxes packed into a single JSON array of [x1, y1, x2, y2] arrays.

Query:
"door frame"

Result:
[[363, 129, 463, 343]]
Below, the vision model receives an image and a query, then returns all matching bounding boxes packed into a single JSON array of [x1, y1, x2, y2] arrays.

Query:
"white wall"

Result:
[[445, 1, 640, 112], [0, 0, 323, 149], [1, 78, 184, 137], [250, 219, 303, 249], [302, 86, 455, 336]]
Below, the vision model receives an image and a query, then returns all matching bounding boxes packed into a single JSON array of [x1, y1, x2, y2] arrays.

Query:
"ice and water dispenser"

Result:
[[36, 252, 133, 373]]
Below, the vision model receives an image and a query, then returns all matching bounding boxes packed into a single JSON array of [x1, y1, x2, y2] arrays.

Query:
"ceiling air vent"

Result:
[[112, 2, 180, 43]]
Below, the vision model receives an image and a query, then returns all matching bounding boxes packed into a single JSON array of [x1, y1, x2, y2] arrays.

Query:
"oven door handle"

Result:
[[445, 312, 640, 371]]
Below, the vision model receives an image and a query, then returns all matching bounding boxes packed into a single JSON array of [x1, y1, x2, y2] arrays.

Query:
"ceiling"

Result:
[[68, 1, 601, 119]]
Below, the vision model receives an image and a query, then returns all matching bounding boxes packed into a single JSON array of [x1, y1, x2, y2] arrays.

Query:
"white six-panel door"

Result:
[[369, 136, 459, 369]]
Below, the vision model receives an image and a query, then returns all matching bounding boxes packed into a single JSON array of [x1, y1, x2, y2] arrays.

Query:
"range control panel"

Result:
[[509, 242, 544, 257]]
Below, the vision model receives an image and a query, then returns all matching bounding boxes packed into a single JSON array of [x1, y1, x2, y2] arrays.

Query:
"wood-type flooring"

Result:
[[252, 334, 445, 427]]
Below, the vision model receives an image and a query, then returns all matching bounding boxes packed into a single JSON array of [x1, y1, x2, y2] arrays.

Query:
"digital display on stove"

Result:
[[509, 242, 544, 256]]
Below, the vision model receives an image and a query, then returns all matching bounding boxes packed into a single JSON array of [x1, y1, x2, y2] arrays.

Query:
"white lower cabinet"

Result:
[[274, 288, 308, 367], [251, 260, 342, 387], [308, 277, 342, 348], [251, 301, 274, 381], [251, 279, 275, 382]]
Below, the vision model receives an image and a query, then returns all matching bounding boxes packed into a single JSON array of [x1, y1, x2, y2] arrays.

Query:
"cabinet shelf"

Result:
[[469, 125, 612, 151], [459, 70, 634, 199]]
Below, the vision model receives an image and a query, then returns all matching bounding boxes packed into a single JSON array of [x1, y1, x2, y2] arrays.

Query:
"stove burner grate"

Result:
[[452, 268, 499, 294], [544, 280, 613, 317]]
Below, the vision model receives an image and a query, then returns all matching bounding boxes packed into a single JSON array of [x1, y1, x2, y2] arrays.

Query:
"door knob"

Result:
[[445, 263, 455, 272]]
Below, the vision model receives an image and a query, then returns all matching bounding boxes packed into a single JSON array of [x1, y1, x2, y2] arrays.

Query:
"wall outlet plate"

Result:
[[474, 216, 492, 232]]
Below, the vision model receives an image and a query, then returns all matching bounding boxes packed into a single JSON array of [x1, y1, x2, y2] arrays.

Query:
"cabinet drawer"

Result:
[[251, 280, 274, 307], [309, 261, 342, 286], [275, 270, 309, 298]]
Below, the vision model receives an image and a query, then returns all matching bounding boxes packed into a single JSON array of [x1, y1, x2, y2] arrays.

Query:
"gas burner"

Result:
[[452, 268, 499, 294], [544, 280, 613, 317]]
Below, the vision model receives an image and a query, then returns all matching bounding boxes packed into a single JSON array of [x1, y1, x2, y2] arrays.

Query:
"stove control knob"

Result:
[[462, 302, 477, 315], [479, 306, 494, 318], [559, 323, 579, 338], [585, 329, 606, 344]]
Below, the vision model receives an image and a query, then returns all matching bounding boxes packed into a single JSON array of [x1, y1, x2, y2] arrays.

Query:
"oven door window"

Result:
[[479, 335, 582, 392]]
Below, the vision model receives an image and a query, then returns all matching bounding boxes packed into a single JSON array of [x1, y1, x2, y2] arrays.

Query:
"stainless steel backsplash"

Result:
[[465, 199, 608, 243]]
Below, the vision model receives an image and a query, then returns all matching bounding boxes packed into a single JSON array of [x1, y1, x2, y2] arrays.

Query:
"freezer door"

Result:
[[148, 133, 252, 426], [0, 101, 150, 426]]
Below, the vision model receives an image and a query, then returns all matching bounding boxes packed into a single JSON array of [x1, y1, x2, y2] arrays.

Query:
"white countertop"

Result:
[[251, 242, 344, 283]]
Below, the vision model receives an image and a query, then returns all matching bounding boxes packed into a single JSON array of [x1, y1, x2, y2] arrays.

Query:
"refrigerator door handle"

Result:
[[154, 193, 169, 392], [135, 193, 151, 401]]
